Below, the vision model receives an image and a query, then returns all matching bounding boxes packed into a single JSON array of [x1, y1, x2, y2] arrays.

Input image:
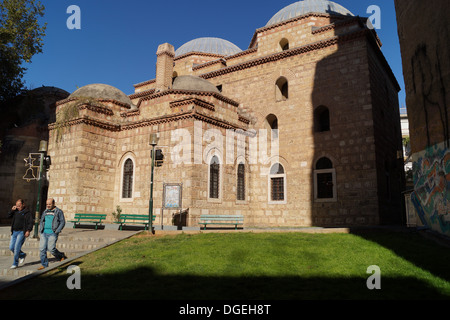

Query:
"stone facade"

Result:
[[46, 1, 404, 228]]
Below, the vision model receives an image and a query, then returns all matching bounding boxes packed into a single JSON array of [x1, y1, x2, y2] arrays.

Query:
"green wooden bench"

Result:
[[198, 215, 244, 230], [114, 214, 155, 230], [69, 213, 107, 230]]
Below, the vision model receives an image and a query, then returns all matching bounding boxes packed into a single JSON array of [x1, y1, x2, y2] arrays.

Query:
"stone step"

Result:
[[0, 226, 140, 287]]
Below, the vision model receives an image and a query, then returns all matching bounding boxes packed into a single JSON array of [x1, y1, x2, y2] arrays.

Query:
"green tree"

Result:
[[0, 0, 46, 102]]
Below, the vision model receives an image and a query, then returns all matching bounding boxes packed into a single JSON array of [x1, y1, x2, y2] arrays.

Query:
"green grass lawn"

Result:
[[2, 230, 450, 300]]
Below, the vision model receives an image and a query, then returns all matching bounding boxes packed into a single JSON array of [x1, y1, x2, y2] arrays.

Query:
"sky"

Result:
[[22, 0, 406, 108]]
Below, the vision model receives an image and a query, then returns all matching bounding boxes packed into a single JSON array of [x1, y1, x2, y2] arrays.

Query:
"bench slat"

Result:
[[69, 213, 106, 230], [115, 214, 155, 230], [198, 215, 244, 230]]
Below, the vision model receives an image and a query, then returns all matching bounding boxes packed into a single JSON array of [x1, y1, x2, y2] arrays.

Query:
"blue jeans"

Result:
[[9, 230, 27, 267], [39, 232, 64, 267]]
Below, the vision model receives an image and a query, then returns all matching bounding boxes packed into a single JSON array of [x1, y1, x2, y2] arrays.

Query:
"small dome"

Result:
[[69, 83, 134, 107], [175, 37, 242, 57], [172, 75, 220, 93], [266, 0, 354, 26]]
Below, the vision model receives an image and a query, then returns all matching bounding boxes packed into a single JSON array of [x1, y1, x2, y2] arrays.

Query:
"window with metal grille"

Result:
[[271, 177, 284, 201], [209, 156, 220, 199], [122, 158, 133, 198], [237, 163, 245, 200], [269, 163, 285, 202]]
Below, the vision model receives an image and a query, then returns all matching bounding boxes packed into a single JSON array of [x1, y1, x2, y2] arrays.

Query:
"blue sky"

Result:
[[22, 0, 406, 108]]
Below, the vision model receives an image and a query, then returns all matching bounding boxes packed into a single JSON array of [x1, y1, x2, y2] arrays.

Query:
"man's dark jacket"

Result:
[[8, 207, 34, 234]]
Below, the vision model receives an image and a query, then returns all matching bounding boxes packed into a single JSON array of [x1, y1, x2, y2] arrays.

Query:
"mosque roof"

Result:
[[266, 0, 354, 26], [172, 75, 220, 93], [69, 83, 135, 108], [175, 37, 242, 57]]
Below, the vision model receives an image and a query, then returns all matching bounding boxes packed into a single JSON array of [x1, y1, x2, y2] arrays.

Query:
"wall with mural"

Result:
[[411, 141, 450, 236]]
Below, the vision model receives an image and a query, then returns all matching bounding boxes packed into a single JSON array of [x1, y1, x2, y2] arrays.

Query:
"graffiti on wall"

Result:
[[411, 41, 449, 149], [411, 142, 450, 235]]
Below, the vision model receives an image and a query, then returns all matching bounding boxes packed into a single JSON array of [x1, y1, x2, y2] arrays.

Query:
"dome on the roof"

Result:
[[175, 37, 242, 57], [266, 0, 354, 26], [172, 75, 220, 93], [69, 83, 135, 108]]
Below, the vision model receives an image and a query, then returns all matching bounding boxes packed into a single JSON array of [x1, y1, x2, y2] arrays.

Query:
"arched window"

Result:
[[265, 114, 279, 139], [279, 38, 289, 51], [275, 77, 288, 101], [209, 155, 220, 199], [237, 162, 245, 201], [269, 163, 286, 202], [122, 158, 134, 198], [314, 157, 336, 201], [314, 105, 330, 132]]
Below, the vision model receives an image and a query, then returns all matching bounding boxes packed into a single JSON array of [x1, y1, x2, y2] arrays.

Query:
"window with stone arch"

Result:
[[209, 155, 220, 199], [314, 157, 337, 202], [236, 162, 245, 201], [275, 77, 288, 101], [121, 158, 134, 199], [265, 113, 279, 139], [279, 38, 289, 51], [269, 163, 286, 203], [314, 105, 330, 132]]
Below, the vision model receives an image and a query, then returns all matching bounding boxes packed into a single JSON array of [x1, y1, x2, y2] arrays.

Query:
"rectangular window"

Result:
[[209, 162, 220, 199], [271, 177, 284, 201], [317, 172, 333, 199], [237, 163, 245, 201], [122, 159, 133, 198]]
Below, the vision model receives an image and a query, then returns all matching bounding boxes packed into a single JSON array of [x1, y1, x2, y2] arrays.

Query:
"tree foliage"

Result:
[[0, 0, 46, 102]]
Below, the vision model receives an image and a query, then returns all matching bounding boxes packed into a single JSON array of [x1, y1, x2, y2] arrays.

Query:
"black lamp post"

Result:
[[149, 133, 159, 234]]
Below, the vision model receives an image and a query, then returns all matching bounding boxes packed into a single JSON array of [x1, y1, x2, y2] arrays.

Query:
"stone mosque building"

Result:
[[46, 0, 404, 228]]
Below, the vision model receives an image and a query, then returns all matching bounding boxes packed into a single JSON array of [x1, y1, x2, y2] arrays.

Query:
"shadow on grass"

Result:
[[1, 263, 449, 300], [350, 228, 450, 283]]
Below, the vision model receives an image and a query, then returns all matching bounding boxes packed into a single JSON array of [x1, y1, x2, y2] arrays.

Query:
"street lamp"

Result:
[[149, 133, 159, 234], [33, 140, 47, 238]]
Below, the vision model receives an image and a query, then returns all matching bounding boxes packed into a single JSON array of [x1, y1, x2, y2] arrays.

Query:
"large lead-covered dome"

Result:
[[266, 0, 354, 26], [175, 37, 242, 57]]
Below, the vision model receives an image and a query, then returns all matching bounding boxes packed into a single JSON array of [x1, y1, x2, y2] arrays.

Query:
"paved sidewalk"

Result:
[[0, 224, 140, 290]]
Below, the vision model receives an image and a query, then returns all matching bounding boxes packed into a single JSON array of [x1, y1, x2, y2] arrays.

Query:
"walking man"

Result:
[[8, 199, 33, 269], [38, 198, 66, 270]]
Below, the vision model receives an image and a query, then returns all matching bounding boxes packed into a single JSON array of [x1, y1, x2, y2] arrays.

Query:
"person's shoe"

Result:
[[10, 265, 17, 269], [37, 266, 46, 270], [19, 253, 26, 265], [60, 254, 67, 262]]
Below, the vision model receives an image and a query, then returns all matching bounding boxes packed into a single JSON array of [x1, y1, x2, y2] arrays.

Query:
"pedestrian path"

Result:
[[0, 225, 140, 290]]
